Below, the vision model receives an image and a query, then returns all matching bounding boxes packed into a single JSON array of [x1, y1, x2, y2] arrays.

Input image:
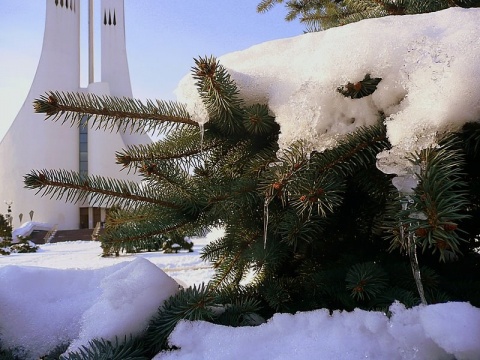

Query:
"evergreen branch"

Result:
[[257, 0, 477, 31], [213, 248, 257, 288], [20, 46, 480, 342], [192, 56, 245, 134], [99, 205, 203, 255], [311, 122, 388, 177], [200, 237, 230, 264], [210, 253, 249, 290], [195, 137, 276, 182], [260, 276, 299, 312], [206, 230, 261, 290], [337, 74, 382, 99], [144, 284, 216, 356], [257, 0, 284, 13], [116, 135, 222, 170], [118, 145, 207, 167], [214, 296, 264, 327], [61, 336, 147, 360], [242, 104, 278, 136], [24, 169, 180, 209], [387, 136, 470, 261], [346, 262, 388, 301], [276, 209, 326, 246], [290, 171, 346, 217], [371, 287, 419, 309], [101, 220, 191, 255], [461, 122, 480, 156], [247, 147, 281, 176], [260, 141, 310, 200], [103, 206, 153, 227], [206, 180, 258, 206], [33, 91, 198, 134], [137, 162, 193, 197], [107, 221, 190, 243], [260, 124, 387, 208]]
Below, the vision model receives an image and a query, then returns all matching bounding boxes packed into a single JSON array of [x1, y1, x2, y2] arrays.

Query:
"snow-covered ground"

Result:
[[1, 229, 480, 360], [0, 230, 218, 359]]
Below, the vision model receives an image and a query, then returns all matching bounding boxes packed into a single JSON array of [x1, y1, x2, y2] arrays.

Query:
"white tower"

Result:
[[100, 0, 148, 148], [0, 0, 150, 231]]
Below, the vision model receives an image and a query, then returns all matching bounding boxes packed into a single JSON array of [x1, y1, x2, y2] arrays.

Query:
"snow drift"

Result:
[[11, 221, 52, 243], [0, 258, 179, 358], [159, 301, 480, 360]]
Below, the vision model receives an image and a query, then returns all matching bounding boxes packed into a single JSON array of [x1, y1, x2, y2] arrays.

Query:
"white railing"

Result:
[[91, 222, 102, 241], [44, 224, 58, 243]]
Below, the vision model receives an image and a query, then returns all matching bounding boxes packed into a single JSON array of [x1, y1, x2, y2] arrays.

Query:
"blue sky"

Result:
[[0, 1, 304, 140]]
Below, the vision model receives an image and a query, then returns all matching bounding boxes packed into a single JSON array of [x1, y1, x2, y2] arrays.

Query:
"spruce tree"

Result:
[[0, 214, 12, 240], [28, 55, 480, 356], [0, 214, 13, 255]]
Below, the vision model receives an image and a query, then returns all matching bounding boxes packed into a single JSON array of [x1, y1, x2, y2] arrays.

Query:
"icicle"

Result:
[[408, 229, 427, 305], [185, 94, 208, 153], [379, 151, 427, 305], [263, 197, 273, 249], [199, 122, 205, 153], [400, 196, 427, 306]]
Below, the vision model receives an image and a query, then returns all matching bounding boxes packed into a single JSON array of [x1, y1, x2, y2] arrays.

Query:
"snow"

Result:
[[158, 302, 480, 360], [66, 258, 179, 354], [0, 258, 179, 357], [2, 8, 480, 360], [175, 8, 480, 175], [11, 221, 53, 243], [0, 232, 218, 359]]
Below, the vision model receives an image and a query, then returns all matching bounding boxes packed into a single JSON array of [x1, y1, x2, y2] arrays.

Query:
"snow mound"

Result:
[[11, 221, 53, 243], [159, 301, 480, 360], [175, 8, 480, 159], [0, 258, 179, 359]]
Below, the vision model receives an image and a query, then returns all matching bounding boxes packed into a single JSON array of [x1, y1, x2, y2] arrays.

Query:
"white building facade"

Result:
[[0, 0, 150, 230]]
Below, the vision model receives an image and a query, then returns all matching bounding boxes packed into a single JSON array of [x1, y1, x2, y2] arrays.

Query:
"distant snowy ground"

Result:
[[1, 230, 480, 360]]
